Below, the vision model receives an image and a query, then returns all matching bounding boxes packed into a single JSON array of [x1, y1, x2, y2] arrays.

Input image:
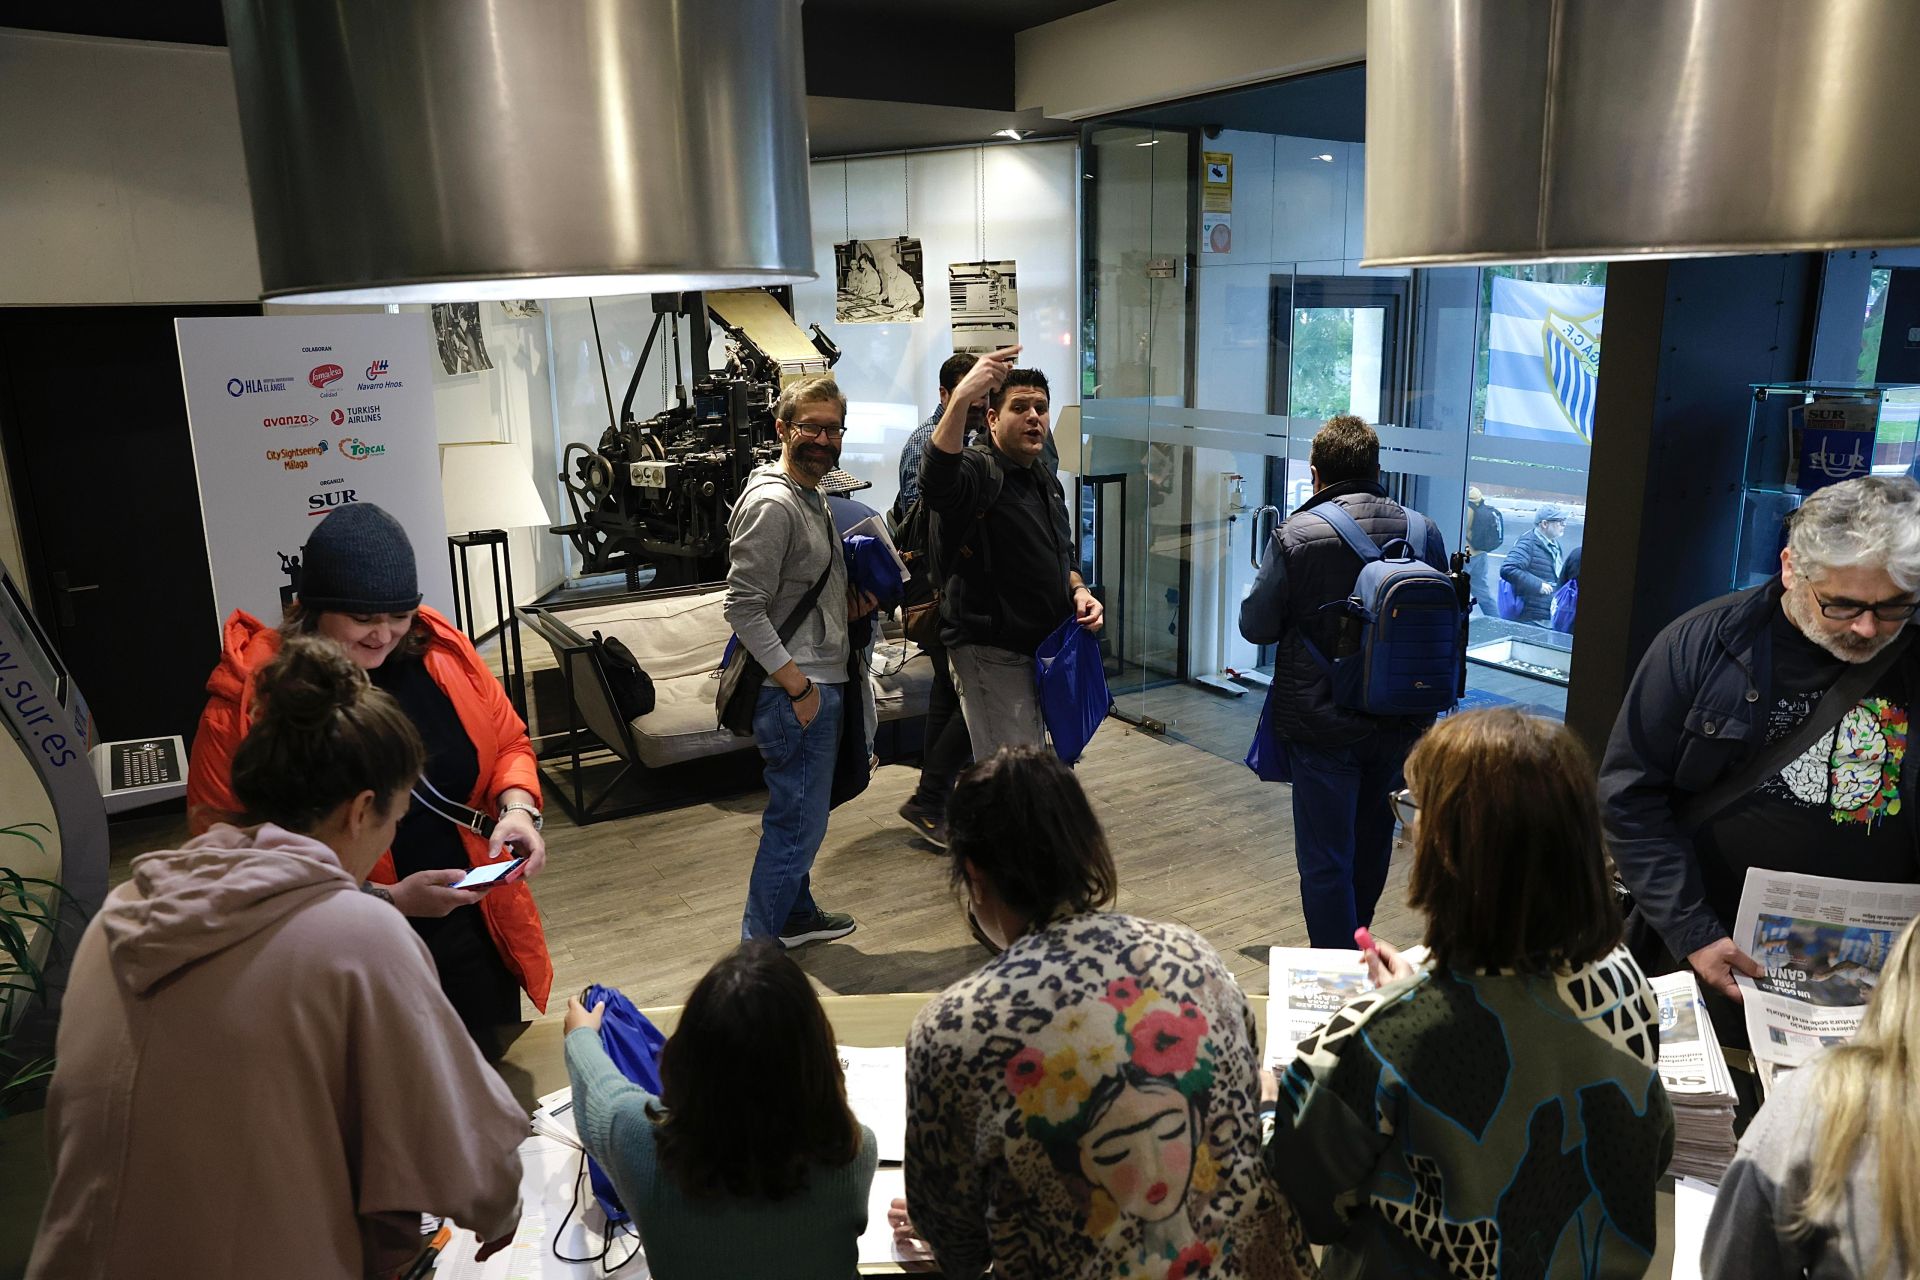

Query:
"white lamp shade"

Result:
[[440, 444, 554, 535]]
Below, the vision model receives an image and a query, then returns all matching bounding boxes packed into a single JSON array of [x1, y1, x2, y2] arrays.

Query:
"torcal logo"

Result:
[[338, 437, 387, 460]]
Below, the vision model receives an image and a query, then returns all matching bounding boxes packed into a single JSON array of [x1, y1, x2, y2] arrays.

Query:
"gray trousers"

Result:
[[947, 642, 1046, 759]]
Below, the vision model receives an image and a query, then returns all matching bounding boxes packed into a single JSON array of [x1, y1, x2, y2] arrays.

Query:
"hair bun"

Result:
[[252, 634, 368, 731]]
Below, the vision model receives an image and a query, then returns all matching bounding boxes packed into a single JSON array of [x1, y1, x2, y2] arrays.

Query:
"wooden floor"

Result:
[[106, 719, 1423, 1018]]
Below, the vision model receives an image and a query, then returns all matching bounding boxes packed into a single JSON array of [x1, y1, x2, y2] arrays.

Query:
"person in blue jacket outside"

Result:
[[1500, 503, 1569, 624]]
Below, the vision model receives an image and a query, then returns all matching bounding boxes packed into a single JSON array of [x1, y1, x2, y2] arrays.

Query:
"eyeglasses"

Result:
[[1811, 589, 1920, 622], [789, 420, 846, 440], [1389, 788, 1418, 828]]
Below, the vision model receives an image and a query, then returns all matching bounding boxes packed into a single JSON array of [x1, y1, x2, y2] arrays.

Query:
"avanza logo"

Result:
[[309, 364, 344, 389], [338, 437, 387, 460], [262, 414, 318, 428], [365, 359, 390, 381]]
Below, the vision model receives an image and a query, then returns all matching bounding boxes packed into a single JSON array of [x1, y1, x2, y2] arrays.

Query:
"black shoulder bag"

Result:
[[715, 525, 839, 737]]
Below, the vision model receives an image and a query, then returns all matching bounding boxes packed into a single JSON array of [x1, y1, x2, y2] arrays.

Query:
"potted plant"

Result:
[[0, 821, 66, 1118]]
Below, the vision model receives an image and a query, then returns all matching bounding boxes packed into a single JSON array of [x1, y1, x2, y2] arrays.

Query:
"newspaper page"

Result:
[[1648, 971, 1738, 1180], [1263, 947, 1373, 1070], [1732, 867, 1920, 1092]]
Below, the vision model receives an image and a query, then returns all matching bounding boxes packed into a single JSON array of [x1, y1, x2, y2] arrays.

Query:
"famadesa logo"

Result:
[[338, 436, 387, 460], [356, 358, 405, 392], [262, 413, 318, 428], [309, 364, 344, 389]]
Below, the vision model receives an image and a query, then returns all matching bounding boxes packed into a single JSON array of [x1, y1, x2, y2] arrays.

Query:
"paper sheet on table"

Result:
[[839, 1044, 908, 1164], [857, 1167, 936, 1269], [530, 1085, 581, 1149], [433, 1135, 645, 1278], [1668, 1177, 1719, 1280]]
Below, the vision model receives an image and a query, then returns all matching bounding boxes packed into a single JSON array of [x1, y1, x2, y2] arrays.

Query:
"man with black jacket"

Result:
[[1601, 476, 1920, 1014], [918, 345, 1101, 757], [1239, 415, 1449, 947]]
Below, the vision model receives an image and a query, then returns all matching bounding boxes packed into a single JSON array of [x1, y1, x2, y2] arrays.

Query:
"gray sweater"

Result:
[[564, 1028, 878, 1280], [1703, 1056, 1899, 1279], [723, 464, 849, 687]]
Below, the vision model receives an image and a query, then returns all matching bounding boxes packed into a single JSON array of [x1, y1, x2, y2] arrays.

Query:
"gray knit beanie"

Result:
[[296, 503, 422, 613]]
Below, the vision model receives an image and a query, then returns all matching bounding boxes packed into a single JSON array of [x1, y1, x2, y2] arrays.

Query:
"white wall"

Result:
[[789, 141, 1080, 516], [1016, 0, 1364, 122]]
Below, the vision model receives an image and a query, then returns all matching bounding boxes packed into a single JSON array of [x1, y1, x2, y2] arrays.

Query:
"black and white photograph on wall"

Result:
[[949, 259, 1019, 354], [499, 299, 542, 319], [431, 302, 493, 374], [833, 236, 924, 324]]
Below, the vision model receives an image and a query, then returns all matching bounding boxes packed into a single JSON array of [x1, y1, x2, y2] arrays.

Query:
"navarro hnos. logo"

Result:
[[226, 374, 293, 397], [266, 441, 329, 471], [338, 437, 387, 460], [308, 364, 344, 390], [262, 414, 317, 428], [356, 358, 404, 392], [308, 488, 360, 514]]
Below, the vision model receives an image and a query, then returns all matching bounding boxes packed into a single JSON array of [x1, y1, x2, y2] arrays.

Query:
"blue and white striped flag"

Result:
[[1486, 276, 1605, 443]]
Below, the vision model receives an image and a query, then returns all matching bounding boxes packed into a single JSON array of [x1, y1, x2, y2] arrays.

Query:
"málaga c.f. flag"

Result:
[[1486, 276, 1605, 443]]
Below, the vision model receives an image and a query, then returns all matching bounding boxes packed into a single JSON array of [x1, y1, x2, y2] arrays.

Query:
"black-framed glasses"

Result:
[[789, 420, 847, 440], [1811, 589, 1920, 622], [1389, 788, 1418, 828]]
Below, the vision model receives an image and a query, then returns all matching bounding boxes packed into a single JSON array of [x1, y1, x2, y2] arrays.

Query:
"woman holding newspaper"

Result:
[[1261, 708, 1676, 1278], [1703, 913, 1920, 1280]]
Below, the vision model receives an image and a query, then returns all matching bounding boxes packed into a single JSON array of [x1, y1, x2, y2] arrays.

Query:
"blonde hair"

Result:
[[1793, 915, 1920, 1275]]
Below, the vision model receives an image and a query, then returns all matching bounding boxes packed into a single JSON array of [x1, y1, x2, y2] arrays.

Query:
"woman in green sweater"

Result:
[[564, 942, 878, 1279]]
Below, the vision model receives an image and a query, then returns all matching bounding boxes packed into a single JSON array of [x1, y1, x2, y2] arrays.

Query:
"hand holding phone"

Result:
[[451, 857, 526, 891]]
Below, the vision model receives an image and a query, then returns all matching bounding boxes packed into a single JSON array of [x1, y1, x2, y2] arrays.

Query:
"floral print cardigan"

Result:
[[904, 912, 1317, 1280]]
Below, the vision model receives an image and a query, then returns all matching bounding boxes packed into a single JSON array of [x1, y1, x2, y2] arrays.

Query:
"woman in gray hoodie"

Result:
[[30, 637, 529, 1279]]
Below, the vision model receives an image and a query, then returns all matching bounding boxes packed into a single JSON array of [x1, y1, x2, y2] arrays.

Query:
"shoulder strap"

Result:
[[774, 503, 838, 645], [1304, 502, 1383, 564], [1678, 628, 1915, 832]]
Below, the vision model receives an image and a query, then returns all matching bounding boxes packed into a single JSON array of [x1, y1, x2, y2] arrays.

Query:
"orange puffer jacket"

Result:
[[186, 606, 552, 1011]]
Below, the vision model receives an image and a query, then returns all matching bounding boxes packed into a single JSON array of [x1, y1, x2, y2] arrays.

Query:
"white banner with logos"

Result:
[[176, 314, 453, 630]]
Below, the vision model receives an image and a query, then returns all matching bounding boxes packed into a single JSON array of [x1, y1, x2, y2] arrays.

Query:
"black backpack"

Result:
[[890, 446, 1011, 646], [591, 630, 656, 719]]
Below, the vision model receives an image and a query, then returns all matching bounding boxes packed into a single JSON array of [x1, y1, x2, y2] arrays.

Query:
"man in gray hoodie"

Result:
[[724, 374, 878, 946]]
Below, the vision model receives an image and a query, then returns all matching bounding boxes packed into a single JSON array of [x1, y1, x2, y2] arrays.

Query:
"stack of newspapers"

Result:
[[1650, 970, 1738, 1182]]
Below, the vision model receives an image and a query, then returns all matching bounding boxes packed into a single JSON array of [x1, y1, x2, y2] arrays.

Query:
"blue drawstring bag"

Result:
[[1244, 683, 1292, 783], [1033, 616, 1111, 765], [1549, 579, 1578, 632], [580, 983, 668, 1226], [1495, 578, 1526, 621], [843, 535, 908, 607]]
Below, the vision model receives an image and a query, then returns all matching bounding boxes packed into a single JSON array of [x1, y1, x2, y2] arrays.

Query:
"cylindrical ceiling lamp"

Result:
[[1363, 0, 1920, 267], [221, 0, 815, 303]]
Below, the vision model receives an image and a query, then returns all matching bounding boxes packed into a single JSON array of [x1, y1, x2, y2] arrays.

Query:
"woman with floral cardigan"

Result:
[[896, 747, 1315, 1280]]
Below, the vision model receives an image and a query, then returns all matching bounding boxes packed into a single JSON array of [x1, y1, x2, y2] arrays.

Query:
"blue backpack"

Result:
[[1299, 504, 1464, 718]]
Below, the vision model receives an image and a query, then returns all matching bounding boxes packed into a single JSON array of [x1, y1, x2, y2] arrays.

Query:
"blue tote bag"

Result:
[[580, 982, 668, 1226], [1244, 683, 1292, 783], [1549, 579, 1578, 632], [1034, 617, 1111, 765]]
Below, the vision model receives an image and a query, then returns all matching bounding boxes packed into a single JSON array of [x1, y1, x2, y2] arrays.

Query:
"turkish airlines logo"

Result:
[[309, 364, 344, 389]]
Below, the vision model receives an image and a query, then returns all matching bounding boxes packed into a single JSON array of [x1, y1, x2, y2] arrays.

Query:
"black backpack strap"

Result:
[[1677, 628, 1914, 831], [775, 502, 839, 644]]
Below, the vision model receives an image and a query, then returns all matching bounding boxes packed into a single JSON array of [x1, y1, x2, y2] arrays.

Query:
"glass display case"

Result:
[[1732, 382, 1920, 588]]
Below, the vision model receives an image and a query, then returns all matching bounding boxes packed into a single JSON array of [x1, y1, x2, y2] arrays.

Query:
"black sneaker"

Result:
[[779, 909, 857, 949], [898, 799, 949, 849]]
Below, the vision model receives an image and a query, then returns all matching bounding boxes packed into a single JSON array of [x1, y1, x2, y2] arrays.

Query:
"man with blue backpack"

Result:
[[1240, 414, 1465, 947]]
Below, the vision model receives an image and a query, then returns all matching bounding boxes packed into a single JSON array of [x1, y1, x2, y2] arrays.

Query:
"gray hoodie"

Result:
[[30, 824, 528, 1280], [724, 463, 849, 687]]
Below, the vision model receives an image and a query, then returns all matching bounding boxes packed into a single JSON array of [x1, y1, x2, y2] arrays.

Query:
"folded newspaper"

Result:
[[1732, 866, 1919, 1095], [1648, 971, 1738, 1182], [1263, 947, 1375, 1071]]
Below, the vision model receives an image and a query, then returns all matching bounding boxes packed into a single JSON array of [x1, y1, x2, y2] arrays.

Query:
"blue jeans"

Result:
[[1286, 728, 1421, 948], [742, 681, 844, 940]]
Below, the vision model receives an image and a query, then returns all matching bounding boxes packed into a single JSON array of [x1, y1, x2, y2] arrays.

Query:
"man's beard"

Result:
[[790, 441, 840, 477], [1786, 584, 1904, 663]]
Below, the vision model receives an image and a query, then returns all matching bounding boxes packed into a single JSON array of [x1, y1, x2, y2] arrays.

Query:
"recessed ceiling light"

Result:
[[1136, 139, 1160, 147], [1314, 153, 1334, 162], [993, 128, 1033, 141]]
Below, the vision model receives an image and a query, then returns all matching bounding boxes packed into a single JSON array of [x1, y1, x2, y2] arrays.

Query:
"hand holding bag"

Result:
[[1034, 615, 1112, 765]]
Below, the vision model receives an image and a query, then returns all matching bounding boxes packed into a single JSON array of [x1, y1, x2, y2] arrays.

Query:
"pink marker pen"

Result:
[[1354, 927, 1375, 954]]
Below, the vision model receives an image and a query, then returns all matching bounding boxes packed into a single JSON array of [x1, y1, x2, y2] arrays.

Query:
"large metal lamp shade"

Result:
[[220, 0, 816, 303], [1364, 0, 1920, 267]]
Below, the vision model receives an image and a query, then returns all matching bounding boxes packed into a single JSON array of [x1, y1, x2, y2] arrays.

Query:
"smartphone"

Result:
[[452, 857, 525, 891]]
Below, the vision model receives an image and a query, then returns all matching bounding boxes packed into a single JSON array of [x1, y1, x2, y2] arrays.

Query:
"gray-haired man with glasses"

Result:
[[1601, 476, 1920, 1032]]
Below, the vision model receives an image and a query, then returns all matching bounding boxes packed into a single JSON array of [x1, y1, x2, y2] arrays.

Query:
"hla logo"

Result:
[[309, 364, 344, 389], [308, 489, 360, 515], [226, 375, 291, 397], [365, 359, 390, 381], [339, 437, 387, 460]]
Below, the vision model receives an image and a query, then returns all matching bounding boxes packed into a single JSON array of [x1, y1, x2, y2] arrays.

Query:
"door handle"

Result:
[[1250, 506, 1281, 570]]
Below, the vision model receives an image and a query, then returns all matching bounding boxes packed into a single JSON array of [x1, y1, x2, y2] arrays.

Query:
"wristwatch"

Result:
[[499, 801, 543, 832]]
